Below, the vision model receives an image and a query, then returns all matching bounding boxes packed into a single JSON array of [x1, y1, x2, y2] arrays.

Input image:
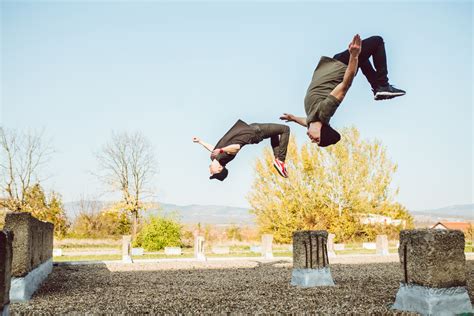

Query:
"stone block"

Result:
[[293, 230, 329, 269], [291, 230, 334, 287], [4, 212, 53, 277], [398, 229, 466, 288], [0, 230, 13, 310], [393, 229, 472, 314]]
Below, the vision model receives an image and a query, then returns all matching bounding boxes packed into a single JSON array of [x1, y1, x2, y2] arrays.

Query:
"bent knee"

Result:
[[369, 35, 384, 44]]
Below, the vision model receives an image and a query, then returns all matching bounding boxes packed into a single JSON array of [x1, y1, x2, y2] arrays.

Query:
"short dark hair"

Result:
[[319, 124, 341, 147], [209, 167, 229, 181]]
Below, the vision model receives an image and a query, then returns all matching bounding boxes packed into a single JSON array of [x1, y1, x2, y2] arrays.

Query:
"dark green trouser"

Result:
[[250, 123, 290, 162]]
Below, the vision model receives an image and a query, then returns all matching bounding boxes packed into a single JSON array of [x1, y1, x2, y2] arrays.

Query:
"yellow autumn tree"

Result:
[[247, 126, 413, 243]]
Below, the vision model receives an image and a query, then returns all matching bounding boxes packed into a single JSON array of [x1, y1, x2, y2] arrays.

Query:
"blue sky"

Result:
[[1, 1, 472, 211]]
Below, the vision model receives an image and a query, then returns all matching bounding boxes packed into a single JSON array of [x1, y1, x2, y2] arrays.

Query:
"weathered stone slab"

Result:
[[362, 242, 376, 250], [164, 247, 182, 255], [0, 230, 13, 311], [131, 248, 144, 256], [4, 212, 53, 277], [250, 246, 261, 253], [293, 230, 329, 269], [334, 243, 345, 251], [376, 235, 389, 256], [122, 235, 133, 263], [261, 234, 273, 259], [398, 229, 466, 288], [194, 236, 206, 261]]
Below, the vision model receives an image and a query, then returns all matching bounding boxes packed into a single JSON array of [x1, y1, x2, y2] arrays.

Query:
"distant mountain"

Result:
[[410, 204, 474, 220], [144, 202, 255, 226], [64, 201, 473, 227], [63, 201, 255, 226]]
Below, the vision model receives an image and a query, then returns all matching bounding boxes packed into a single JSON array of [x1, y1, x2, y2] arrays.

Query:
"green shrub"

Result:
[[134, 215, 182, 251]]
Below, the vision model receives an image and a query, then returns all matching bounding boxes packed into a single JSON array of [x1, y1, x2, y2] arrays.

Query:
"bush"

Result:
[[69, 208, 131, 239], [134, 215, 182, 251]]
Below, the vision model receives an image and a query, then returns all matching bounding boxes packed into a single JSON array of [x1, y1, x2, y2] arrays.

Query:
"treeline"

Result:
[[248, 127, 414, 243]]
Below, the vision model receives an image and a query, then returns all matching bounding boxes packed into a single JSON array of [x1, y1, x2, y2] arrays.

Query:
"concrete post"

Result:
[[122, 235, 133, 263], [194, 236, 206, 261], [392, 229, 473, 314], [261, 234, 273, 259], [291, 230, 335, 287], [327, 233, 336, 257], [376, 234, 389, 256]]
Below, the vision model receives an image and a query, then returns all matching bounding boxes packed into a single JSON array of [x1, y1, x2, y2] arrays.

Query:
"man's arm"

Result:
[[209, 144, 241, 159], [330, 34, 362, 102], [280, 113, 307, 127], [192, 137, 214, 152]]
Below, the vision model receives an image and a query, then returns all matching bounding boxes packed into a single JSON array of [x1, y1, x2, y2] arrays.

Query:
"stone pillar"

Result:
[[392, 229, 473, 314], [261, 234, 273, 259], [291, 230, 335, 287], [327, 233, 336, 257], [4, 213, 53, 302], [194, 236, 206, 261], [376, 235, 389, 256], [0, 230, 13, 316], [122, 235, 133, 263]]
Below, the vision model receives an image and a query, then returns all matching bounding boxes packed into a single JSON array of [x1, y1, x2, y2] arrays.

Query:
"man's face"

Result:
[[209, 159, 224, 175], [307, 124, 321, 144]]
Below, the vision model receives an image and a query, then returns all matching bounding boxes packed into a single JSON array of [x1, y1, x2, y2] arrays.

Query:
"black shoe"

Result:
[[374, 85, 406, 101]]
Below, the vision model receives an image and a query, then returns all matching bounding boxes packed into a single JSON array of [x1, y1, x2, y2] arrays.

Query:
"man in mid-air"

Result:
[[193, 119, 290, 181], [281, 34, 406, 147]]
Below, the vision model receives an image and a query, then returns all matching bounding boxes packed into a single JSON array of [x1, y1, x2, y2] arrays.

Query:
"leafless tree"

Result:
[[96, 131, 157, 239], [0, 128, 53, 211]]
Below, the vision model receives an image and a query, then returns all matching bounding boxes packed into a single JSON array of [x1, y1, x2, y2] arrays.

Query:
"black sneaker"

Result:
[[374, 85, 406, 101]]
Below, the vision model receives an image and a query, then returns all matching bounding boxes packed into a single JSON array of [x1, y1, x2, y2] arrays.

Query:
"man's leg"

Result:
[[255, 123, 290, 177], [333, 36, 388, 89], [257, 123, 290, 161], [333, 35, 405, 100]]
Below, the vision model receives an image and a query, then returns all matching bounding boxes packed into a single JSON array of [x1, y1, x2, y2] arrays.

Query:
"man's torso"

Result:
[[213, 120, 262, 166], [304, 56, 347, 124]]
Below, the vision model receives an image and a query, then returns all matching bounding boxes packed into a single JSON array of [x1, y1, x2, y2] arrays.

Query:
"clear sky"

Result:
[[1, 1, 472, 211]]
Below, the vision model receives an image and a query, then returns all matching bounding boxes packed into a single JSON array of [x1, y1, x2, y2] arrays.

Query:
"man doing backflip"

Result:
[[281, 34, 406, 147], [193, 119, 290, 181]]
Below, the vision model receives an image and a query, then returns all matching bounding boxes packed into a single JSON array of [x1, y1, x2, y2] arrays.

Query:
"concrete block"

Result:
[[0, 230, 13, 311]]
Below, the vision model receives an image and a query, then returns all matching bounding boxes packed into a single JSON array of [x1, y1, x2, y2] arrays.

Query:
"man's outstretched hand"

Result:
[[280, 113, 295, 122], [349, 34, 362, 57], [192, 136, 201, 143]]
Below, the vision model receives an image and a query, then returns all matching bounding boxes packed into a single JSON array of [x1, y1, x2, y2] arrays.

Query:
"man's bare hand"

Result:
[[348, 34, 362, 57], [280, 113, 295, 122], [211, 148, 221, 159], [192, 137, 201, 143]]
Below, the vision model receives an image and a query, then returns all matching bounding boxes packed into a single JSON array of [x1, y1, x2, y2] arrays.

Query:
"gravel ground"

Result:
[[10, 258, 474, 315]]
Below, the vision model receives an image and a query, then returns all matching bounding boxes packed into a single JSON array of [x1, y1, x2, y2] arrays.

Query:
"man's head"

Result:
[[307, 122, 341, 147], [209, 159, 228, 181]]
